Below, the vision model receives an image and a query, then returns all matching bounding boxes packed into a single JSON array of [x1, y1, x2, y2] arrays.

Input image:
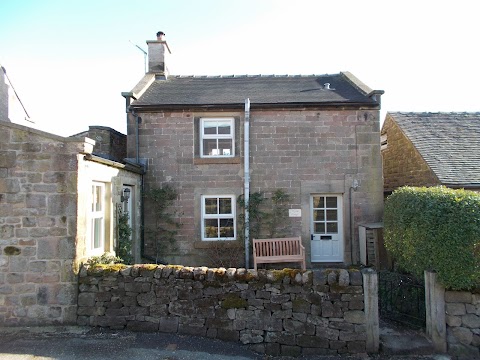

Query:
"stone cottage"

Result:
[[122, 34, 384, 268], [381, 112, 480, 195]]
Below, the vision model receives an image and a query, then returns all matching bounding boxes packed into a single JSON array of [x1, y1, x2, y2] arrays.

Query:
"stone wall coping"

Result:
[[79, 264, 364, 287], [0, 120, 88, 143]]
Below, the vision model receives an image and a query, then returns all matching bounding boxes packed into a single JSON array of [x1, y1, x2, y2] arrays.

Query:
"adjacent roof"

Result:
[[130, 72, 382, 109], [389, 112, 480, 187]]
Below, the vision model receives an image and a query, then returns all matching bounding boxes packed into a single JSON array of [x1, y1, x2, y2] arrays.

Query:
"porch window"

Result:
[[201, 195, 236, 240], [200, 118, 234, 158], [90, 182, 106, 254]]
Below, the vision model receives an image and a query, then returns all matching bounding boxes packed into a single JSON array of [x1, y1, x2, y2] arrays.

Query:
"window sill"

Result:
[[194, 240, 242, 249], [194, 157, 241, 165]]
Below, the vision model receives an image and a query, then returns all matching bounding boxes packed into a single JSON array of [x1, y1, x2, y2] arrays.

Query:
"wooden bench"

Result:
[[253, 237, 306, 271]]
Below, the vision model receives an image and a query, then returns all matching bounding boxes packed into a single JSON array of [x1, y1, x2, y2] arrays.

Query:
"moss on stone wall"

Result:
[[4, 246, 21, 255], [86, 264, 127, 275], [221, 294, 248, 309]]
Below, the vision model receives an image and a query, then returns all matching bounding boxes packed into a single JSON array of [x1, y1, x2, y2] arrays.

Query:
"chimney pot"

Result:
[[156, 31, 166, 41]]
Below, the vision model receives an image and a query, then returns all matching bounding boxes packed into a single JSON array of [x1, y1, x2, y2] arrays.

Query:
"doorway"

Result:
[[310, 194, 343, 262]]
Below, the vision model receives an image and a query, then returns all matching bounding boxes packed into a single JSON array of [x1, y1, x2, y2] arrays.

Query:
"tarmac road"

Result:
[[0, 326, 453, 360]]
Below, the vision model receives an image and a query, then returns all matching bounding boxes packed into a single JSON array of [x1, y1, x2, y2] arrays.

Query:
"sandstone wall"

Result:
[[0, 121, 143, 325], [77, 266, 371, 357], [381, 114, 439, 193], [445, 290, 480, 358], [0, 122, 86, 325], [130, 108, 383, 266]]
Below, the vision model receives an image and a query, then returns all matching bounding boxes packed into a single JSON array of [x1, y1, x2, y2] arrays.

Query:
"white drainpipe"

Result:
[[244, 98, 251, 268]]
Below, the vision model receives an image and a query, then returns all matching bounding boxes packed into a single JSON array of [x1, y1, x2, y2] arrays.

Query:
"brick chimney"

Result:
[[146, 31, 171, 76]]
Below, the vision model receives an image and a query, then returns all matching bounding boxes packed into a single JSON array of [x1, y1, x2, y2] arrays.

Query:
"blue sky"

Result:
[[1, 0, 479, 136]]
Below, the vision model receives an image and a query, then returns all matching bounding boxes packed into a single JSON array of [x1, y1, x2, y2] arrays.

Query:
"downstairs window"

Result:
[[201, 195, 236, 240]]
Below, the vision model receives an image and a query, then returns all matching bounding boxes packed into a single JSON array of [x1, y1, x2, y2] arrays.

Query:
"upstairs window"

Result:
[[201, 195, 236, 240], [200, 118, 234, 158]]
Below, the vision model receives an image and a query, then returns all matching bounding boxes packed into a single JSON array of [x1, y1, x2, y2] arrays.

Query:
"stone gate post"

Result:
[[424, 271, 447, 353], [362, 268, 379, 353]]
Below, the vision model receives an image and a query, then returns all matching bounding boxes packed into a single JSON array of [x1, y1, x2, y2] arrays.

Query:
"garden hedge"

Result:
[[384, 186, 480, 290]]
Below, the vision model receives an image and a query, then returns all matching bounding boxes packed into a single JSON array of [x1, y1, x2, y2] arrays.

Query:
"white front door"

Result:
[[310, 195, 343, 262]]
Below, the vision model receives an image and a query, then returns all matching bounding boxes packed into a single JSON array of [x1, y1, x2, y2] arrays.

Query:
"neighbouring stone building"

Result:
[[381, 112, 480, 195], [0, 121, 143, 325], [71, 126, 127, 163], [122, 34, 385, 268]]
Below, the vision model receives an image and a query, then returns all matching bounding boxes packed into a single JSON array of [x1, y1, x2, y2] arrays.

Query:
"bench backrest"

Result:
[[253, 237, 303, 257]]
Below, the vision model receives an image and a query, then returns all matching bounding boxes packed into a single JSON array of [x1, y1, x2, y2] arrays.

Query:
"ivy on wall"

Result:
[[238, 189, 291, 240], [144, 185, 182, 264]]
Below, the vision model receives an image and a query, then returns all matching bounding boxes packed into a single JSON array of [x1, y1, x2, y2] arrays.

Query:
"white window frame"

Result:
[[201, 195, 236, 241], [90, 182, 106, 255], [200, 118, 235, 158]]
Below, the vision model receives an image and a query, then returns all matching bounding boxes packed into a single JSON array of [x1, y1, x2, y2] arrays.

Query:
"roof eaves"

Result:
[[441, 183, 480, 189], [173, 74, 334, 79], [84, 154, 145, 175], [130, 100, 380, 111]]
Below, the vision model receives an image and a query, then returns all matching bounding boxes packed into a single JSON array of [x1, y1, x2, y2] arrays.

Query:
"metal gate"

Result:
[[378, 270, 426, 329]]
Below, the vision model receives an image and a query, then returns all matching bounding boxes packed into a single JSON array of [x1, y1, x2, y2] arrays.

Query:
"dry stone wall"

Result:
[[78, 265, 368, 357]]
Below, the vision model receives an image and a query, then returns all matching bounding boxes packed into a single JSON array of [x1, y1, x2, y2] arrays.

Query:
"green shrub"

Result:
[[384, 186, 480, 290], [117, 210, 133, 264], [144, 185, 182, 263], [265, 189, 291, 238], [85, 253, 124, 266]]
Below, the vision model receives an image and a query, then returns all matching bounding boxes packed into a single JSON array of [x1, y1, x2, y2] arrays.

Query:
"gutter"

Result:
[[129, 112, 153, 262], [132, 111, 141, 163], [83, 154, 145, 175], [349, 180, 359, 264], [120, 92, 155, 263], [129, 101, 381, 112], [441, 183, 480, 189], [244, 98, 251, 268]]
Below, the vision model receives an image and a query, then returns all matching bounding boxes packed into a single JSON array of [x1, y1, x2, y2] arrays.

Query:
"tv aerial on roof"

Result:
[[129, 40, 147, 73], [1, 65, 33, 123]]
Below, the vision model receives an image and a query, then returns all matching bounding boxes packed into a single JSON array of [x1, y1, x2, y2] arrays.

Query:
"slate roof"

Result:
[[389, 112, 480, 187], [130, 72, 381, 109]]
